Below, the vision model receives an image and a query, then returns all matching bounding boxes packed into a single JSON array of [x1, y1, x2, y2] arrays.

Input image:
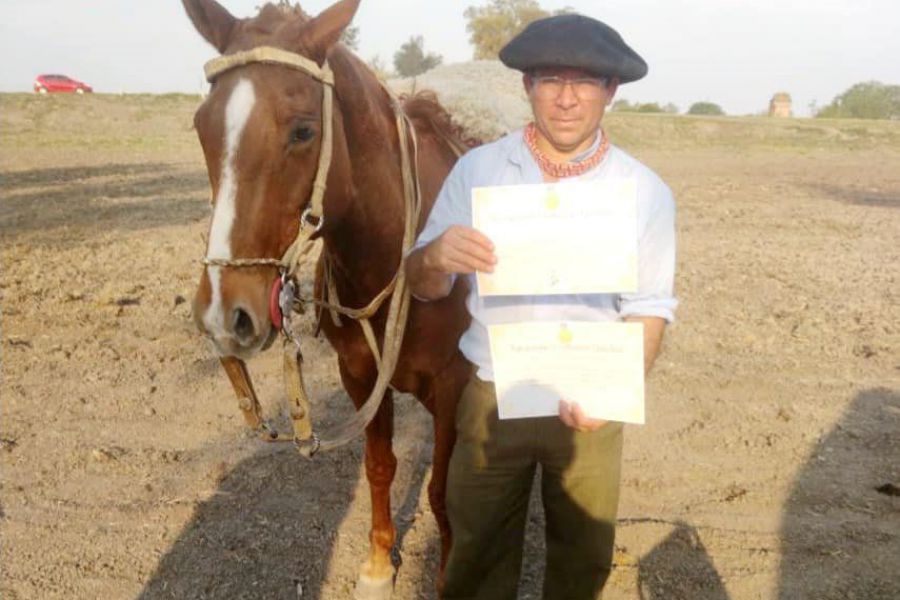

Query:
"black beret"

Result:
[[499, 14, 648, 84]]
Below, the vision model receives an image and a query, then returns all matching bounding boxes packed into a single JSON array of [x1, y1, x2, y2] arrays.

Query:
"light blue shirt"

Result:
[[413, 128, 678, 381]]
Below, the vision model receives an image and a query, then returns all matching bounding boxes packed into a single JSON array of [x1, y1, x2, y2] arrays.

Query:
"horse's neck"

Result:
[[323, 50, 406, 302]]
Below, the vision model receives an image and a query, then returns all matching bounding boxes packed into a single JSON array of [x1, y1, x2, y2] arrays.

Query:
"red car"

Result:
[[33, 74, 93, 94]]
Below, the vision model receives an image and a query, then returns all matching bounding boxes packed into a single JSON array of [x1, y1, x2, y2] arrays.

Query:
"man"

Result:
[[406, 14, 677, 600]]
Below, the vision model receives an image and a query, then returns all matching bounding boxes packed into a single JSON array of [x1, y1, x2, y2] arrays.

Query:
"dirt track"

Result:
[[2, 93, 899, 599]]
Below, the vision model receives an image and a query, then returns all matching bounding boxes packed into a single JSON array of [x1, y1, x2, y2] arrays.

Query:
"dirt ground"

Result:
[[1, 93, 898, 600]]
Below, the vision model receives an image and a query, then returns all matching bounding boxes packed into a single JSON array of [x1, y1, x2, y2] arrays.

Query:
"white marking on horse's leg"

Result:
[[204, 78, 256, 340], [355, 572, 394, 600]]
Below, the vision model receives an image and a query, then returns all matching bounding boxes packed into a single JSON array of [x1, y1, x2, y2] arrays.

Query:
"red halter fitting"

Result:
[[269, 277, 283, 332]]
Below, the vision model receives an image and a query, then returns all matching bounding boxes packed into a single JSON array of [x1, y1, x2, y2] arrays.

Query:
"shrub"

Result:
[[816, 81, 900, 120], [688, 102, 726, 116], [636, 102, 664, 114], [613, 100, 677, 114]]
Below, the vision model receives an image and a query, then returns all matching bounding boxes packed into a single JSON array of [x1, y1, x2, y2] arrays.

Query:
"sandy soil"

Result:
[[1, 93, 899, 600]]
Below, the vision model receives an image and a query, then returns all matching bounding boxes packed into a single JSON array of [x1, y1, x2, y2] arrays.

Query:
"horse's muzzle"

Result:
[[192, 269, 278, 359]]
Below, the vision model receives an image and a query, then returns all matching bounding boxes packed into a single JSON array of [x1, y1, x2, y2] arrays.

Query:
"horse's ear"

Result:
[[182, 0, 238, 53], [291, 0, 361, 63]]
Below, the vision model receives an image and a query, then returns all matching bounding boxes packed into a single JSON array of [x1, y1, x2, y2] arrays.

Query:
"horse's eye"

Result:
[[290, 125, 316, 144]]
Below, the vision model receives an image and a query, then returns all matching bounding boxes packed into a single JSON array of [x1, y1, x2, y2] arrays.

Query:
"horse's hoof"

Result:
[[354, 574, 393, 600]]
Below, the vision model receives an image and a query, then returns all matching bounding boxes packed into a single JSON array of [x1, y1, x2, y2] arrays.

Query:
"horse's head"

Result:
[[184, 0, 359, 358]]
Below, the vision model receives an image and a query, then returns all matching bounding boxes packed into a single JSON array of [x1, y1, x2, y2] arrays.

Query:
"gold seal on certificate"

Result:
[[472, 179, 638, 296], [488, 321, 646, 423], [545, 190, 560, 211]]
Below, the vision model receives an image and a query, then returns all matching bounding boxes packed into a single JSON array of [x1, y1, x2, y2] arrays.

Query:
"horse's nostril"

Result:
[[232, 308, 256, 342]]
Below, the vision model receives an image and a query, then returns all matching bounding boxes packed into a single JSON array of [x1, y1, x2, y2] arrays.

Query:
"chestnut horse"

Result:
[[183, 0, 472, 596]]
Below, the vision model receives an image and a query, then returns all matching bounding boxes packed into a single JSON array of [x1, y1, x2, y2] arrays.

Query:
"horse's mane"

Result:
[[401, 91, 483, 153], [262, 1, 310, 20], [246, 2, 310, 37]]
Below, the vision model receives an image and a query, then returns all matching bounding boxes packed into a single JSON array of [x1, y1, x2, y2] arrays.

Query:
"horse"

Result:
[[183, 0, 474, 596]]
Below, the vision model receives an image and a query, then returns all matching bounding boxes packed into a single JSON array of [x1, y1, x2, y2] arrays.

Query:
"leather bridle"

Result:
[[198, 46, 426, 457]]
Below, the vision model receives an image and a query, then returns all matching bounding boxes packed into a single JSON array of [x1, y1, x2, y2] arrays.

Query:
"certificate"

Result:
[[488, 321, 645, 423], [472, 179, 638, 296]]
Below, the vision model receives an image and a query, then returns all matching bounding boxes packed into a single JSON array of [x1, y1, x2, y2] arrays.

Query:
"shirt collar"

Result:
[[507, 128, 530, 168], [572, 129, 603, 162]]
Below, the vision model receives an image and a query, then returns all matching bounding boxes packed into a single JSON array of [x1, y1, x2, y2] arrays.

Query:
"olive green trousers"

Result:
[[441, 373, 624, 600]]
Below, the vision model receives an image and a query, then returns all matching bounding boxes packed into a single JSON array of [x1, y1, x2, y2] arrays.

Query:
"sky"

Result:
[[1, 0, 898, 117]]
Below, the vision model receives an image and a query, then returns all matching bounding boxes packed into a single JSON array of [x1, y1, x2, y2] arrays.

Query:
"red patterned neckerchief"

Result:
[[524, 122, 610, 179]]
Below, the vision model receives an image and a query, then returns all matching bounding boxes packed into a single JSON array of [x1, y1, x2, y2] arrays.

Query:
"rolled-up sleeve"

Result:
[[618, 180, 678, 322], [405, 154, 473, 299]]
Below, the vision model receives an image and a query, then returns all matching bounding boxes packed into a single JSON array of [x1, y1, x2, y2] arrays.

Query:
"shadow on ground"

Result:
[[810, 183, 899, 209], [636, 521, 730, 600], [137, 442, 361, 600], [138, 393, 439, 600], [137, 388, 900, 599], [777, 387, 900, 599], [0, 163, 209, 243], [0, 163, 170, 187]]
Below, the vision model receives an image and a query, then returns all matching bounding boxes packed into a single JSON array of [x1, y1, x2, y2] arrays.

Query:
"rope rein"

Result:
[[200, 46, 427, 456]]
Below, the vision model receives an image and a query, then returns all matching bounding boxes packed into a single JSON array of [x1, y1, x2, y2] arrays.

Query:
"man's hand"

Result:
[[423, 225, 497, 275], [559, 400, 608, 432], [406, 226, 496, 301]]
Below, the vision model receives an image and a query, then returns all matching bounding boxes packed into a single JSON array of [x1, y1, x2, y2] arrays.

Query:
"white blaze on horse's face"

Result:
[[203, 78, 257, 343]]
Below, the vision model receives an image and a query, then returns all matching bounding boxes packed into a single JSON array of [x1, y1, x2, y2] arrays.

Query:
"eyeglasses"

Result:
[[531, 75, 608, 101]]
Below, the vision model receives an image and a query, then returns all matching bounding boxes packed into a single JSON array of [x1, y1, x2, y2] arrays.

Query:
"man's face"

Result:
[[524, 67, 619, 155]]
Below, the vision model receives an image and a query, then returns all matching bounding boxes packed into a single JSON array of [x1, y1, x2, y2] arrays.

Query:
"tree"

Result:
[[688, 102, 726, 116], [816, 81, 900, 120], [464, 0, 573, 60], [341, 25, 360, 51], [393, 35, 442, 77]]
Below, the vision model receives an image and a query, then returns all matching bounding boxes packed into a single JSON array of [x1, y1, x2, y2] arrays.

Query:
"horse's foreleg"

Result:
[[339, 359, 397, 600], [428, 356, 469, 592], [430, 412, 455, 588]]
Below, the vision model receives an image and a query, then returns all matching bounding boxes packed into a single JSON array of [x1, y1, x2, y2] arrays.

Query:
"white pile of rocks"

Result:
[[389, 60, 531, 142]]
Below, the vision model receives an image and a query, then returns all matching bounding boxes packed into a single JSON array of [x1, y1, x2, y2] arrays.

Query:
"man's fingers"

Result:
[[559, 400, 576, 428], [451, 245, 496, 273], [442, 256, 479, 275], [429, 228, 497, 275], [458, 239, 497, 265], [428, 245, 484, 275], [559, 400, 608, 432], [445, 248, 494, 273], [454, 226, 494, 251], [570, 402, 588, 423], [448, 235, 496, 268], [570, 403, 608, 430]]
